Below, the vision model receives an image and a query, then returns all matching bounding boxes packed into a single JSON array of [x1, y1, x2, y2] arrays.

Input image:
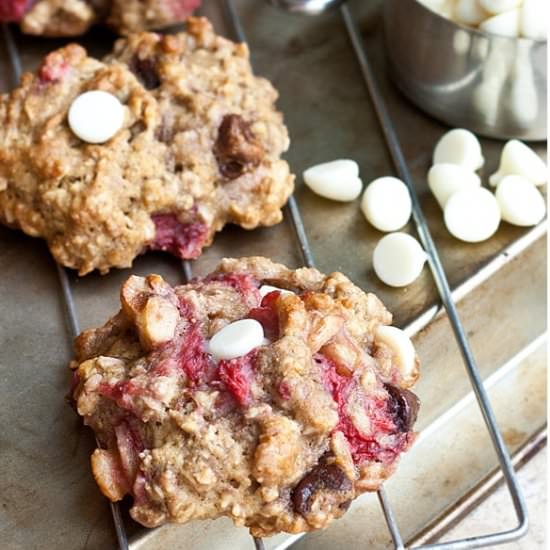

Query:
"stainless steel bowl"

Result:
[[383, 0, 547, 141]]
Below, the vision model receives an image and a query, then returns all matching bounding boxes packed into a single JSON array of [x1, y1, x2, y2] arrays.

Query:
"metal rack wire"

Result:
[[0, 0, 530, 547]]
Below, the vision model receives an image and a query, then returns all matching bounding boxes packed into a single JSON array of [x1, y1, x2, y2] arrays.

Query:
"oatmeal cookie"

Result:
[[0, 0, 200, 36], [0, 18, 293, 274], [70, 257, 420, 536]]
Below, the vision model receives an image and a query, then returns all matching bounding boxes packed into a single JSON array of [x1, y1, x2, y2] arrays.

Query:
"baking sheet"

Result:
[[0, 1, 546, 548]]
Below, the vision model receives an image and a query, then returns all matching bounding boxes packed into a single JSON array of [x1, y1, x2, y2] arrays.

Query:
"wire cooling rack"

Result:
[[0, 0, 530, 548]]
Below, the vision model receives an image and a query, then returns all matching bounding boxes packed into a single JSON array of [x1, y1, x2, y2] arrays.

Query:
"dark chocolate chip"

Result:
[[130, 56, 161, 90], [213, 114, 264, 180], [292, 463, 352, 516], [385, 383, 420, 432]]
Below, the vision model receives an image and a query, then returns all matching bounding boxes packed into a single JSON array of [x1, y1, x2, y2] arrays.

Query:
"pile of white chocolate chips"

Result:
[[303, 128, 546, 288], [418, 0, 547, 40]]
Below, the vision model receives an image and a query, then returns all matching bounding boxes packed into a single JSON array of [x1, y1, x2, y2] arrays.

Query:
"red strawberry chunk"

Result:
[[205, 272, 261, 305], [98, 379, 144, 415], [38, 51, 70, 84], [277, 380, 291, 400], [248, 290, 280, 340], [0, 0, 32, 21], [151, 213, 209, 260], [218, 351, 256, 406], [165, 0, 201, 18], [175, 324, 215, 385], [317, 354, 409, 465]]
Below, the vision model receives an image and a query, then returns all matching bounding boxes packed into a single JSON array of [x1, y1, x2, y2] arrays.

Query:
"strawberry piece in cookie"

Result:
[[0, 0, 32, 21]]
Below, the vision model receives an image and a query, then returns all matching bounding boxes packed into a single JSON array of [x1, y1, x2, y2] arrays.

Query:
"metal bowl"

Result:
[[383, 0, 547, 141]]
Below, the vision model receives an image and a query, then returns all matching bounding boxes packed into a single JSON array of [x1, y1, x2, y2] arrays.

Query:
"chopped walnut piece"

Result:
[[137, 295, 179, 349], [121, 274, 179, 349]]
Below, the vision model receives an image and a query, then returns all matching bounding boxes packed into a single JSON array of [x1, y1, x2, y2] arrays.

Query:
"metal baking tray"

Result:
[[0, 1, 546, 549]]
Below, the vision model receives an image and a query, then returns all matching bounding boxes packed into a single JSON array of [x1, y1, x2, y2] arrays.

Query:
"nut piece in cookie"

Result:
[[0, 18, 294, 274], [70, 256, 421, 537]]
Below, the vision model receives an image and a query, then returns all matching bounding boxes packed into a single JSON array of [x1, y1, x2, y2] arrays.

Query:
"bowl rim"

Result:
[[410, 0, 548, 45]]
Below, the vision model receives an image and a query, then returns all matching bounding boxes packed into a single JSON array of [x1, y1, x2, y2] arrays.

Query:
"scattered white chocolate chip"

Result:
[[490, 140, 547, 187], [259, 285, 294, 298], [495, 175, 546, 226], [428, 163, 482, 208], [433, 129, 485, 171], [68, 90, 124, 144], [375, 325, 416, 379], [209, 319, 264, 361], [479, 0, 521, 14], [454, 0, 489, 26], [520, 0, 548, 40], [444, 187, 501, 242], [361, 176, 412, 232], [479, 8, 521, 37], [303, 159, 362, 202], [373, 233, 427, 287]]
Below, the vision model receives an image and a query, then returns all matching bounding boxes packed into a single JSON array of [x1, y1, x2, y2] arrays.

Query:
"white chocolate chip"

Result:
[[433, 129, 484, 171], [418, 0, 455, 18], [417, 0, 447, 10], [490, 140, 547, 187], [373, 233, 427, 287], [444, 187, 501, 242], [68, 90, 124, 144], [428, 163, 482, 209], [520, 0, 548, 40], [495, 175, 546, 226], [303, 159, 362, 202], [209, 319, 264, 361], [453, 30, 472, 55], [479, 0, 521, 14], [479, 8, 521, 37], [259, 285, 294, 298], [472, 79, 503, 127], [506, 50, 538, 129], [375, 325, 416, 379], [454, 0, 489, 26], [472, 44, 510, 126], [361, 176, 412, 232]]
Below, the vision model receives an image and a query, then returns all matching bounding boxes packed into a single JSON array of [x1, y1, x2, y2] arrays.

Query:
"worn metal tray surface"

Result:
[[0, 1, 546, 549]]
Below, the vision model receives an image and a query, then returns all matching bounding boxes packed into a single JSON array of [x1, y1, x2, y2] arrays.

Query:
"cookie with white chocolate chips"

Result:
[[69, 257, 420, 537], [0, 18, 294, 274]]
